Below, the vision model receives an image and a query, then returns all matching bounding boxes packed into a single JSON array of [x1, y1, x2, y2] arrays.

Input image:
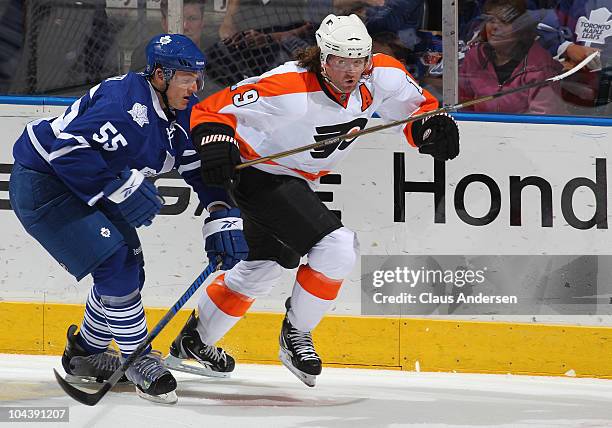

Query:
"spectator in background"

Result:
[[166, 0, 207, 47], [530, 0, 604, 65], [459, 0, 565, 114], [2, 0, 118, 96], [131, 0, 206, 73], [205, 0, 311, 87], [361, 0, 424, 51], [549, 0, 611, 112]]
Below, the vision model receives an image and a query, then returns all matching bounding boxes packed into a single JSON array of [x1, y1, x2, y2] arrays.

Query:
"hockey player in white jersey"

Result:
[[9, 34, 247, 403], [167, 14, 460, 387]]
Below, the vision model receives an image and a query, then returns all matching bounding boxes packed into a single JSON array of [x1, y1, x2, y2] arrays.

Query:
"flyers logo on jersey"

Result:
[[311, 118, 368, 159], [359, 84, 373, 112]]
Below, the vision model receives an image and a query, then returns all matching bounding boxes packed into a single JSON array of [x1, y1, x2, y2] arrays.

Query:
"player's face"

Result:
[[324, 55, 369, 93], [167, 70, 201, 110]]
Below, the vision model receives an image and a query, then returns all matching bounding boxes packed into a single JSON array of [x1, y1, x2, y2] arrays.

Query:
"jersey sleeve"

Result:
[[48, 94, 145, 206], [173, 99, 235, 210], [175, 144, 234, 210], [371, 54, 440, 148]]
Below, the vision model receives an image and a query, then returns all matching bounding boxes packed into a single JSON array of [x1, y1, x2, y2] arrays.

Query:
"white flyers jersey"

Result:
[[191, 54, 439, 183]]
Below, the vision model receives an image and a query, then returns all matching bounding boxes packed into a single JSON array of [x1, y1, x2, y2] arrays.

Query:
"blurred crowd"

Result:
[[0, 0, 610, 117]]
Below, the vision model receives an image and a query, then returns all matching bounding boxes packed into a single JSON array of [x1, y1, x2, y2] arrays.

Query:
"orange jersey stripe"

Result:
[[190, 71, 321, 132], [206, 273, 254, 317], [191, 87, 238, 131], [296, 264, 343, 301]]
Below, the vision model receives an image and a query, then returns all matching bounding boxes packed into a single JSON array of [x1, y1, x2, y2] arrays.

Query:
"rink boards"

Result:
[[1, 100, 612, 378]]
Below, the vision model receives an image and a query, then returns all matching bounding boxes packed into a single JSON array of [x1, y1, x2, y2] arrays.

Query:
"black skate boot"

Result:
[[126, 351, 177, 404], [279, 298, 322, 387], [61, 324, 128, 385], [163, 310, 235, 378]]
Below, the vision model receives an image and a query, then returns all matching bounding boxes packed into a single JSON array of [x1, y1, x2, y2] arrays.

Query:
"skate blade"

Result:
[[63, 373, 102, 385], [63, 373, 131, 386], [278, 349, 317, 387], [135, 387, 178, 405], [162, 354, 231, 378]]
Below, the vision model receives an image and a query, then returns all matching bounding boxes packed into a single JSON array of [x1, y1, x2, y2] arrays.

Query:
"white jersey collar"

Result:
[[147, 80, 169, 122]]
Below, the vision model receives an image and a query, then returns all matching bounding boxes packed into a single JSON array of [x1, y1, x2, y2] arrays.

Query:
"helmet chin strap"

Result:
[[320, 64, 347, 94]]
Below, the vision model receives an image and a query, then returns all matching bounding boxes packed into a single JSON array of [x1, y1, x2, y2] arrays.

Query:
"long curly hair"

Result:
[[295, 46, 322, 74]]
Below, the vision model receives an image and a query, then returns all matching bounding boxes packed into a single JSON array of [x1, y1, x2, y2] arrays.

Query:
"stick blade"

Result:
[[53, 369, 111, 406], [550, 50, 601, 82]]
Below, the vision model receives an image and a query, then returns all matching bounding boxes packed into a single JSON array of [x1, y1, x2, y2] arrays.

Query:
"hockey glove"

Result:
[[412, 113, 460, 161], [103, 169, 162, 228], [199, 136, 242, 188], [202, 207, 249, 270]]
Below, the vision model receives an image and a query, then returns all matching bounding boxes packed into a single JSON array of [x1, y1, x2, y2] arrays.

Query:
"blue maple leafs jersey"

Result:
[[13, 72, 230, 209]]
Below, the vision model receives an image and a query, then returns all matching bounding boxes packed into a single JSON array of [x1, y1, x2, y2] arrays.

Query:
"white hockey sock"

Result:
[[196, 273, 254, 345], [287, 265, 343, 332]]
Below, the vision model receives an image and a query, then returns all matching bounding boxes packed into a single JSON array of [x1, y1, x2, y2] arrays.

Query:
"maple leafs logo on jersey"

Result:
[[311, 118, 368, 159], [159, 35, 172, 45], [128, 103, 149, 127]]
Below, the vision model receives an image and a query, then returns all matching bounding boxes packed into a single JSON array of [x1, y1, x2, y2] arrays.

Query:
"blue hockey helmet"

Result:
[[145, 34, 206, 90]]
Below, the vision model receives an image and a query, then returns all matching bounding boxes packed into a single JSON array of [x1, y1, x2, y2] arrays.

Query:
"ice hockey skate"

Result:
[[279, 299, 322, 387], [126, 351, 177, 404], [61, 324, 129, 385], [163, 310, 235, 378]]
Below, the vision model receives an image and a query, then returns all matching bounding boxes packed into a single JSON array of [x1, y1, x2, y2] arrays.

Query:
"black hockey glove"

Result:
[[411, 113, 460, 161], [193, 123, 242, 187]]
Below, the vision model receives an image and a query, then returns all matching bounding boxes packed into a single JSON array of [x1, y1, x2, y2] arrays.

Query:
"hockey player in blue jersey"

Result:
[[9, 34, 247, 404]]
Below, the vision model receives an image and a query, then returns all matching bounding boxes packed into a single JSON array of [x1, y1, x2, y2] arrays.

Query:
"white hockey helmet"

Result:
[[316, 14, 372, 64]]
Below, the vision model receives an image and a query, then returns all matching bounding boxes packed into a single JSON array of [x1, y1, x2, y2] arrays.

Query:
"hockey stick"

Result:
[[236, 51, 600, 170], [53, 262, 218, 406]]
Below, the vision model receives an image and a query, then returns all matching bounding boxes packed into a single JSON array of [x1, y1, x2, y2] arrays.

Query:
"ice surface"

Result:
[[1, 354, 612, 427]]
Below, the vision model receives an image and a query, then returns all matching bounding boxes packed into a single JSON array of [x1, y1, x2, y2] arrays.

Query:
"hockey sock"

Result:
[[101, 290, 150, 358], [196, 273, 254, 345], [92, 245, 150, 358], [288, 264, 343, 332], [77, 286, 113, 354]]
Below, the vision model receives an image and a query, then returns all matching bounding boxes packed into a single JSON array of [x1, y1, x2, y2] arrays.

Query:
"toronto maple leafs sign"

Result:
[[576, 7, 612, 45]]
